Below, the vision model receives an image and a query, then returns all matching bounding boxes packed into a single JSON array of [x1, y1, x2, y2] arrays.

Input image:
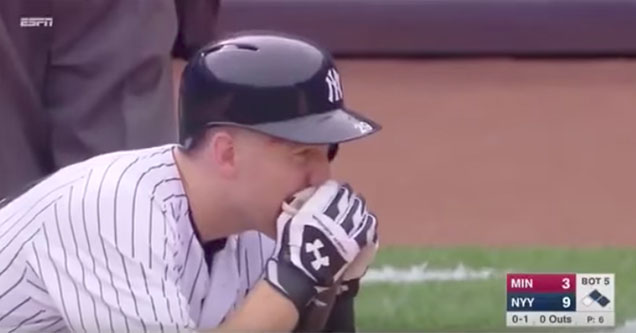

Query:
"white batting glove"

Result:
[[264, 180, 378, 312], [337, 213, 379, 298]]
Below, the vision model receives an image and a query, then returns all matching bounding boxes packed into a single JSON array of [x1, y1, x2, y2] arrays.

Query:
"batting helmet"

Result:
[[178, 31, 381, 150]]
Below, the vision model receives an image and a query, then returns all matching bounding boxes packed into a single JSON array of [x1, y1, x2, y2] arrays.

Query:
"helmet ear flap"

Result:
[[327, 144, 339, 162]]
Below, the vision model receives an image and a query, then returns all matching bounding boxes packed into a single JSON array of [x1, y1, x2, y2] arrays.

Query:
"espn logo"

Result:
[[20, 17, 53, 28]]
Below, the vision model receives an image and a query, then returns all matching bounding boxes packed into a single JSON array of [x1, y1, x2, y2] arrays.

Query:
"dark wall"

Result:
[[217, 0, 636, 56]]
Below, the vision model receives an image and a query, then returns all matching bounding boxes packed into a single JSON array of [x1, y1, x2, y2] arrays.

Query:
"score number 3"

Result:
[[562, 277, 570, 289]]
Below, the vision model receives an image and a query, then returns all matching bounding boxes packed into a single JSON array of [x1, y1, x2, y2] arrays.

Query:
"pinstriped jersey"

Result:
[[0, 145, 276, 332]]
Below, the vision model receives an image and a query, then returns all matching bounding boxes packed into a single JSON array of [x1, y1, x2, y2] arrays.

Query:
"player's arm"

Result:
[[216, 279, 358, 333], [323, 221, 378, 332], [322, 280, 358, 332], [215, 280, 300, 331], [299, 241, 376, 333]]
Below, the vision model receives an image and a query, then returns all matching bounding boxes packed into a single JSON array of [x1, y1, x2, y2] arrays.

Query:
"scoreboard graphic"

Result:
[[506, 273, 615, 327]]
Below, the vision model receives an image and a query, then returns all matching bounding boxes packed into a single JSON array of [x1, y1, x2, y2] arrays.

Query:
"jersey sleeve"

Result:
[[27, 188, 194, 333], [236, 231, 275, 293]]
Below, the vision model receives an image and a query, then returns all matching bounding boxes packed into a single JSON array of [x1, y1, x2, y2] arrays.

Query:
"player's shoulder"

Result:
[[0, 145, 179, 221], [80, 144, 182, 200], [85, 144, 177, 173]]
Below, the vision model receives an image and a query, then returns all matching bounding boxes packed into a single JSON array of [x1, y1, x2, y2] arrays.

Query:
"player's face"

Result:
[[234, 133, 331, 236]]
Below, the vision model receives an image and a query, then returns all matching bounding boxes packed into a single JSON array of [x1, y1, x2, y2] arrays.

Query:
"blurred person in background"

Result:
[[0, 0, 221, 199]]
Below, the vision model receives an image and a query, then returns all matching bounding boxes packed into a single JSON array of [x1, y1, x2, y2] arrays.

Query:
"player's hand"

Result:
[[336, 211, 379, 298], [264, 180, 378, 312]]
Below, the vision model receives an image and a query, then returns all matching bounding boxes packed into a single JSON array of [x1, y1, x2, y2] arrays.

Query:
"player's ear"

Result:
[[209, 130, 237, 179]]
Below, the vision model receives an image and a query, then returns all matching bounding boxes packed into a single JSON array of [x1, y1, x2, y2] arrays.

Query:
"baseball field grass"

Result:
[[355, 247, 636, 332]]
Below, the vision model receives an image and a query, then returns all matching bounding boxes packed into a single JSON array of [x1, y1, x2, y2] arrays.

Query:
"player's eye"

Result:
[[292, 146, 329, 164], [293, 149, 312, 160], [292, 148, 319, 164]]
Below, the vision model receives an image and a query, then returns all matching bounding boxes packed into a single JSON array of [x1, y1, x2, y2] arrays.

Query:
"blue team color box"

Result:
[[507, 293, 576, 311]]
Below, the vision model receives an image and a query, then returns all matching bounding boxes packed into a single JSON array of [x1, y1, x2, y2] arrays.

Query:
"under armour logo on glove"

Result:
[[306, 239, 329, 270], [299, 225, 347, 285]]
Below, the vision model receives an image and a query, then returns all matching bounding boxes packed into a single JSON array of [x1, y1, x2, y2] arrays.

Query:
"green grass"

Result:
[[355, 247, 636, 332]]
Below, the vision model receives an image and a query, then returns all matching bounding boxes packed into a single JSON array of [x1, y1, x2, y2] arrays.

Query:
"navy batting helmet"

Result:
[[178, 31, 381, 151]]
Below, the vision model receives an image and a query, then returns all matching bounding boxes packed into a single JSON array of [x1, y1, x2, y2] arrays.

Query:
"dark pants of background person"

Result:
[[0, 0, 182, 199]]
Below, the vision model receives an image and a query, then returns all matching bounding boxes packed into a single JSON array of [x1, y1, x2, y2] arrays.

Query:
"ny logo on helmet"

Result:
[[325, 68, 343, 103]]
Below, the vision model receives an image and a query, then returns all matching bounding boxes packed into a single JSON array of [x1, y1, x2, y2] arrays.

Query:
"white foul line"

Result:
[[361, 262, 497, 284]]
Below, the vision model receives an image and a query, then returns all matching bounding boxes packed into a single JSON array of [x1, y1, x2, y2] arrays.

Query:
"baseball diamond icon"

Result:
[[306, 239, 330, 270], [582, 289, 611, 307]]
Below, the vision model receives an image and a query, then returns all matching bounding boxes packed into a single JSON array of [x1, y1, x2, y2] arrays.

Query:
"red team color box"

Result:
[[508, 274, 576, 293], [505, 273, 615, 327]]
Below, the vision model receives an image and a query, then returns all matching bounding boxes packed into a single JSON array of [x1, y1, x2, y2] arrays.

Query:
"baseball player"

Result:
[[0, 32, 381, 332]]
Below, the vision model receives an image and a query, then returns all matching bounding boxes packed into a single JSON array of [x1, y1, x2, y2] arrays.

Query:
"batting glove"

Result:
[[264, 180, 378, 313]]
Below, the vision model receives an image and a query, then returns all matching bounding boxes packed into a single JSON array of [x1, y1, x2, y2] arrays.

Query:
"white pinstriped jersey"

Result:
[[0, 145, 275, 332]]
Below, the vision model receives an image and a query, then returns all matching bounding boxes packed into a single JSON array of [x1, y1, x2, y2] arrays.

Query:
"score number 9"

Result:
[[562, 296, 571, 308]]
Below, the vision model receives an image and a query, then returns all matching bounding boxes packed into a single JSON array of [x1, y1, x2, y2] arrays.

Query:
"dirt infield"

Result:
[[330, 59, 636, 247], [173, 58, 636, 247]]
